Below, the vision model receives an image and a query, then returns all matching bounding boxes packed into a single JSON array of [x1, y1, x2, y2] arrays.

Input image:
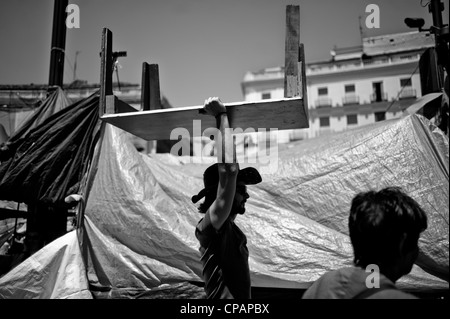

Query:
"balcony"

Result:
[[399, 88, 417, 100], [370, 92, 388, 103], [342, 94, 360, 106], [315, 97, 333, 108]]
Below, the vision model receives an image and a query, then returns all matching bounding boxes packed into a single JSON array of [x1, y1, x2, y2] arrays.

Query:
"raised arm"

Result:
[[202, 97, 238, 230]]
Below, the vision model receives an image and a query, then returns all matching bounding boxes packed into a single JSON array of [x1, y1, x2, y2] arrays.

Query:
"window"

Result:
[[345, 84, 355, 93], [372, 82, 385, 102], [400, 78, 412, 87], [347, 114, 358, 125], [262, 92, 271, 100], [319, 117, 330, 127], [375, 112, 386, 122], [318, 87, 328, 96]]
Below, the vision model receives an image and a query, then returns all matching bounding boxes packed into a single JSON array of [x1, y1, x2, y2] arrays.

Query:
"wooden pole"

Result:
[[100, 28, 113, 117], [284, 5, 300, 98], [141, 63, 161, 111]]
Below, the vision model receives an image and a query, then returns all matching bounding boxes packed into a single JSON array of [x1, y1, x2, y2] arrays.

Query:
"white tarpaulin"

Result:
[[0, 113, 448, 298], [0, 230, 91, 299], [82, 113, 448, 298]]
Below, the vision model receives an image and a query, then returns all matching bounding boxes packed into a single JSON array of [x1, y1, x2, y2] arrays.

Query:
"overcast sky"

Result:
[[1, 0, 448, 107]]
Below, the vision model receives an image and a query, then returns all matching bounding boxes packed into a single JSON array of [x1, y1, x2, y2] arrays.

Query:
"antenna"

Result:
[[73, 51, 81, 82], [359, 15, 365, 43]]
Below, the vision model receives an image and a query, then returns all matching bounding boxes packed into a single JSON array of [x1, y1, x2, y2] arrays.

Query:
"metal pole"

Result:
[[48, 0, 69, 90], [429, 0, 449, 74], [429, 0, 443, 31]]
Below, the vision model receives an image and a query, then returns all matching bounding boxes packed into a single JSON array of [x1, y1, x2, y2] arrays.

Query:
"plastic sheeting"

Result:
[[0, 112, 447, 299], [7, 87, 72, 144], [0, 230, 92, 299], [0, 91, 101, 206], [83, 113, 448, 298]]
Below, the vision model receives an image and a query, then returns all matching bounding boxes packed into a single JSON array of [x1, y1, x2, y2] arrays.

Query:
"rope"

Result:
[[386, 63, 420, 113]]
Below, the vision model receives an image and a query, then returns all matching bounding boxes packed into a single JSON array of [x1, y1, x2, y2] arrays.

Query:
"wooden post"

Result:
[[284, 5, 301, 98], [141, 63, 161, 111], [141, 63, 150, 111], [100, 28, 113, 117], [141, 62, 162, 153], [299, 43, 308, 113]]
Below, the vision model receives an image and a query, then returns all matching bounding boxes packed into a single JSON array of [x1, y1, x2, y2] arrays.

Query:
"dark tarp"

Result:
[[6, 87, 72, 144], [0, 90, 101, 207]]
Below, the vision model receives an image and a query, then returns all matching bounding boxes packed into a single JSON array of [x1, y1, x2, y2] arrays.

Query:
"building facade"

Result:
[[1, 31, 437, 157], [241, 31, 435, 142]]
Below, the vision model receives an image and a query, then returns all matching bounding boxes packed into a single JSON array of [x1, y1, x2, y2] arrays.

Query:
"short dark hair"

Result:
[[349, 187, 428, 268]]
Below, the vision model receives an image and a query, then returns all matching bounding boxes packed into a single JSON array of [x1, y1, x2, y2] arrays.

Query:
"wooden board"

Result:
[[98, 6, 309, 142], [100, 97, 308, 141]]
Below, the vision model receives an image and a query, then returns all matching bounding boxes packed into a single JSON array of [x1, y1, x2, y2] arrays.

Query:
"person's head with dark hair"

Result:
[[349, 187, 428, 282]]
